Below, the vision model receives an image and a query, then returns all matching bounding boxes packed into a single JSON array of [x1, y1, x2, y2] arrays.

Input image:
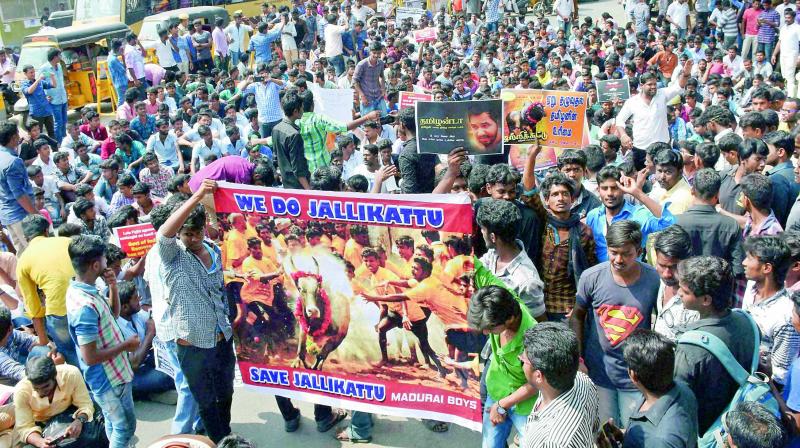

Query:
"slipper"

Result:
[[335, 428, 372, 443], [285, 414, 301, 433], [423, 419, 450, 433], [317, 409, 347, 432]]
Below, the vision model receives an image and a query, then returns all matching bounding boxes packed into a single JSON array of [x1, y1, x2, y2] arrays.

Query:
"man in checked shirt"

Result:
[[155, 179, 234, 443]]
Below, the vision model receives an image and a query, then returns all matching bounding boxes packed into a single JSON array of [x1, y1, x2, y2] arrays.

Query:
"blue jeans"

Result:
[[164, 339, 203, 435], [350, 411, 373, 439], [758, 42, 776, 63], [259, 119, 281, 139], [330, 54, 345, 76], [132, 362, 174, 398], [359, 97, 387, 118], [114, 84, 127, 107], [486, 21, 498, 33], [92, 382, 136, 448], [596, 385, 642, 427], [46, 314, 78, 367], [230, 51, 241, 68], [482, 395, 528, 448], [52, 102, 67, 142]]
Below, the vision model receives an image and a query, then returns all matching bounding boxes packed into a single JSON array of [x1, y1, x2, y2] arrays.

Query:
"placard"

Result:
[[502, 89, 587, 148], [113, 223, 156, 258], [597, 79, 631, 103], [413, 27, 438, 42], [396, 6, 426, 22], [416, 99, 504, 155], [399, 91, 432, 110]]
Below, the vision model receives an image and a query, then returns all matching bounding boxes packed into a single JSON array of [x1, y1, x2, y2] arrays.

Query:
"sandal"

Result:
[[423, 419, 450, 433], [317, 409, 348, 432], [335, 428, 372, 443]]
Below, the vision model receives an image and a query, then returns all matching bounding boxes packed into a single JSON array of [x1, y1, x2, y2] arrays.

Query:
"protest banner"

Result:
[[413, 27, 437, 42], [399, 91, 432, 110], [416, 99, 504, 155], [596, 79, 631, 103], [213, 182, 481, 430], [501, 89, 588, 147], [396, 6, 426, 22], [113, 223, 156, 258]]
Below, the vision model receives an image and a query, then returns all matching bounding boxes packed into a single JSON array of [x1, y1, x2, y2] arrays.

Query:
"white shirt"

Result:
[[281, 22, 298, 51], [666, 1, 690, 29], [341, 151, 364, 180], [352, 4, 375, 21], [0, 58, 14, 85], [723, 54, 745, 77], [352, 164, 400, 193], [32, 156, 58, 178], [191, 139, 225, 168], [154, 39, 177, 68], [780, 22, 800, 57], [225, 22, 253, 53], [616, 83, 684, 149], [554, 0, 574, 20], [324, 24, 346, 58]]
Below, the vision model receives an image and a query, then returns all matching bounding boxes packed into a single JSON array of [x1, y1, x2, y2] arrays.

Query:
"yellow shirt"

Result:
[[343, 239, 364, 268], [405, 276, 468, 327], [241, 255, 280, 306], [16, 236, 75, 318], [331, 235, 346, 256], [261, 242, 279, 266], [224, 229, 249, 282], [649, 177, 693, 215], [14, 364, 94, 443], [386, 256, 412, 279], [440, 254, 471, 288]]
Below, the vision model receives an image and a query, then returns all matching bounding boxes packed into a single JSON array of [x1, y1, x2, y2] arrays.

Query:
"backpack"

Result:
[[677, 309, 782, 448]]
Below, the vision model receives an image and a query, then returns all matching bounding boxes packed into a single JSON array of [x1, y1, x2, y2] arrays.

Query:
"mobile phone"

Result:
[[50, 432, 67, 444], [601, 421, 622, 448], [253, 75, 264, 82]]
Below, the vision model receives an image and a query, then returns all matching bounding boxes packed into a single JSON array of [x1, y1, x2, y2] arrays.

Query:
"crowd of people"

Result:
[[0, 0, 799, 446]]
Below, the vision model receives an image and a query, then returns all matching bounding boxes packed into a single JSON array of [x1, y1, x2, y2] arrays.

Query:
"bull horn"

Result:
[[311, 256, 320, 275]]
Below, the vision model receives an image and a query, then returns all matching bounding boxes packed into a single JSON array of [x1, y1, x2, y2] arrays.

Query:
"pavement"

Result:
[[124, 0, 627, 445]]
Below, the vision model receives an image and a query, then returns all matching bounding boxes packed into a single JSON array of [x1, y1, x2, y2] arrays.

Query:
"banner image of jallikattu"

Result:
[[415, 99, 504, 155], [212, 183, 483, 429]]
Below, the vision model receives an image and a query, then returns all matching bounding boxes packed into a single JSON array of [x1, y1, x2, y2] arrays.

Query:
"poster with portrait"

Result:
[[213, 183, 481, 430], [415, 99, 504, 155]]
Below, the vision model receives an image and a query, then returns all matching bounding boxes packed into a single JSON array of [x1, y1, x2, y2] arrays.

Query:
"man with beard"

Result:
[[615, 61, 692, 152], [651, 224, 699, 341], [521, 144, 598, 322], [585, 165, 675, 262], [467, 105, 503, 154]]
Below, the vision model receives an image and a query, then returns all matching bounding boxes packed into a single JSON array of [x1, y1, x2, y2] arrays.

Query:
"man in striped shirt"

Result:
[[521, 322, 599, 448], [297, 91, 380, 174]]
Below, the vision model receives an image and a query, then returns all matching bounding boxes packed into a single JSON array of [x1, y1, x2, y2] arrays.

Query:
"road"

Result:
[[128, 0, 626, 445]]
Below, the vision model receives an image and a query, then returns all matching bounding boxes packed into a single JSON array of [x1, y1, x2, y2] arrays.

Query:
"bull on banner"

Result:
[[212, 183, 482, 430]]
